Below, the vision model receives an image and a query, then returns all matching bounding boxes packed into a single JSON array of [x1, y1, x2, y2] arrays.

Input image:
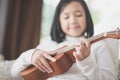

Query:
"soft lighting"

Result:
[[43, 0, 60, 7]]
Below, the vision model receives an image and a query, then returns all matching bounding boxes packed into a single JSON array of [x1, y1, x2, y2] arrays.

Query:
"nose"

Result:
[[70, 16, 77, 24]]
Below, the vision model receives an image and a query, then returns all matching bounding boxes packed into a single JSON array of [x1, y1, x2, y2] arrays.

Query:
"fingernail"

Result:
[[73, 52, 75, 55], [50, 70, 53, 73], [52, 58, 56, 62]]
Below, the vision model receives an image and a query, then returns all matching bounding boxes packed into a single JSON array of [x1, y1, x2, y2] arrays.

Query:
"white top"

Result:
[[11, 36, 118, 80]]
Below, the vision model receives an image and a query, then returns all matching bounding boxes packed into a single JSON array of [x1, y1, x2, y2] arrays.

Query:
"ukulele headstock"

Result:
[[104, 27, 120, 39]]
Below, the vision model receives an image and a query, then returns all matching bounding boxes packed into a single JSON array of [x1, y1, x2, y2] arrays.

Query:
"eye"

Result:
[[64, 16, 69, 19], [75, 11, 83, 17], [76, 14, 82, 17]]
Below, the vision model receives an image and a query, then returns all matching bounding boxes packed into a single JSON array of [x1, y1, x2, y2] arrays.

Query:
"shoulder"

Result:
[[36, 36, 58, 51], [92, 38, 118, 50], [91, 39, 110, 55], [40, 36, 57, 45], [91, 40, 106, 49], [40, 36, 51, 42], [91, 39, 118, 59]]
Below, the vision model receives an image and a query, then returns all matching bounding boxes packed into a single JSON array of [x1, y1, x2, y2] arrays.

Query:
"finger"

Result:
[[39, 59, 53, 73], [76, 44, 89, 60], [43, 53, 56, 62], [75, 46, 80, 51], [75, 45, 86, 56], [80, 38, 91, 48], [32, 51, 47, 72], [40, 57, 53, 73], [73, 51, 84, 61], [34, 62, 46, 73], [86, 41, 91, 49], [48, 51, 57, 56], [80, 43, 91, 58], [79, 40, 91, 53], [75, 45, 86, 52]]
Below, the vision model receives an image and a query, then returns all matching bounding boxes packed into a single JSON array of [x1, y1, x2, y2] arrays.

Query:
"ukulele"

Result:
[[21, 28, 120, 80]]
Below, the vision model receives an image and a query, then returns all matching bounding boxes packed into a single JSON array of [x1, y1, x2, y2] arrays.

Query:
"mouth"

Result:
[[70, 26, 80, 30]]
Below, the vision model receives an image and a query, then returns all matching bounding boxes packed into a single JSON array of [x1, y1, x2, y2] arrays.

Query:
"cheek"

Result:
[[60, 20, 68, 31], [79, 17, 86, 29], [61, 24, 68, 33], [81, 21, 86, 30], [82, 19, 86, 27]]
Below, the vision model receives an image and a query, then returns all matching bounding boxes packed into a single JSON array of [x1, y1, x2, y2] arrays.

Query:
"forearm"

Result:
[[11, 49, 35, 79], [76, 55, 117, 80]]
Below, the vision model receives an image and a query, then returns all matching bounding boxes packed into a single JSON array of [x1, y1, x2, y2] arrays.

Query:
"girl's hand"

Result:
[[31, 49, 56, 73], [73, 38, 91, 61]]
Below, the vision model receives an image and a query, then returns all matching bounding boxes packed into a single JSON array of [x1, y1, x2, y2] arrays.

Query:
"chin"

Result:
[[69, 34, 82, 38]]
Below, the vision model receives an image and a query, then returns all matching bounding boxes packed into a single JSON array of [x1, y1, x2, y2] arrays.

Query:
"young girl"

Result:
[[11, 0, 117, 80]]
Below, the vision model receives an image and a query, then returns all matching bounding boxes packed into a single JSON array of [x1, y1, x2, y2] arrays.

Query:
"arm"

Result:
[[11, 37, 48, 78], [76, 41, 117, 80], [11, 49, 57, 78], [11, 49, 35, 79], [11, 37, 58, 79]]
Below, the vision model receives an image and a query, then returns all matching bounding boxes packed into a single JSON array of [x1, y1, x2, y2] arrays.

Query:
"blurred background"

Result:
[[0, 0, 120, 61]]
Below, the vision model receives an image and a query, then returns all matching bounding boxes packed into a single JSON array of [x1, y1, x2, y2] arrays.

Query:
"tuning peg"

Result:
[[116, 27, 120, 35]]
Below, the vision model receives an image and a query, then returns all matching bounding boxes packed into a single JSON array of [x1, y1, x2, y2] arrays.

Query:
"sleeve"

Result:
[[11, 49, 35, 79], [76, 41, 118, 80], [11, 36, 58, 79]]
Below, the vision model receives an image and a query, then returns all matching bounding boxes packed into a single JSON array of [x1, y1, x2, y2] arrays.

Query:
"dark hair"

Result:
[[50, 0, 94, 43]]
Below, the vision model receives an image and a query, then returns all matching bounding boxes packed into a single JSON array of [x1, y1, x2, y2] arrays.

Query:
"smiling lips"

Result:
[[70, 26, 80, 30]]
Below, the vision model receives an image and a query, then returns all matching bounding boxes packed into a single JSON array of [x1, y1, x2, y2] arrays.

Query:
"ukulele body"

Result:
[[21, 49, 76, 80]]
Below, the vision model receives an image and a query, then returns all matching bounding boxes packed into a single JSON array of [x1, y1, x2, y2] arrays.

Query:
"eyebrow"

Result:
[[63, 10, 82, 15], [75, 10, 82, 13], [65, 10, 82, 14]]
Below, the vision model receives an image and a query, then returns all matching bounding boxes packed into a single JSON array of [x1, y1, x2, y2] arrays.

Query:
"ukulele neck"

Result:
[[56, 28, 120, 55]]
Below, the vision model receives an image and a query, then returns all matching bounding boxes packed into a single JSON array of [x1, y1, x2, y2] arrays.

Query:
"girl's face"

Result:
[[59, 1, 86, 37]]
